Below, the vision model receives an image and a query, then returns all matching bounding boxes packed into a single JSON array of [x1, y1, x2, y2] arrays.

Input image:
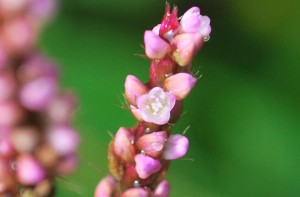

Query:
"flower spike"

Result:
[[96, 2, 211, 196]]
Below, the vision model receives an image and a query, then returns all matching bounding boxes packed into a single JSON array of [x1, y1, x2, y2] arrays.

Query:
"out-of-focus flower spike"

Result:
[[154, 180, 170, 197], [114, 127, 136, 162], [125, 75, 148, 106], [121, 188, 150, 197], [135, 154, 161, 179], [164, 73, 197, 100], [162, 134, 189, 160], [144, 30, 170, 60], [95, 176, 117, 197]]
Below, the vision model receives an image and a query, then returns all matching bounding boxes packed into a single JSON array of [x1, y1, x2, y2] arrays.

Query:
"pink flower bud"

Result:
[[121, 188, 150, 197], [114, 127, 135, 162], [173, 33, 203, 66], [162, 134, 189, 160], [20, 77, 57, 111], [137, 87, 176, 125], [154, 180, 170, 197], [125, 75, 148, 106], [137, 131, 167, 158], [95, 176, 116, 197], [135, 154, 161, 179], [180, 7, 211, 37], [144, 30, 170, 59], [164, 73, 197, 100], [47, 126, 79, 156], [17, 154, 45, 185]]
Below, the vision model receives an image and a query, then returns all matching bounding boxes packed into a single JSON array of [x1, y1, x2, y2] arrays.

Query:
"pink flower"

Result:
[[137, 87, 176, 125], [162, 134, 189, 160], [144, 30, 170, 59], [164, 73, 197, 100], [135, 154, 161, 179], [180, 7, 211, 37]]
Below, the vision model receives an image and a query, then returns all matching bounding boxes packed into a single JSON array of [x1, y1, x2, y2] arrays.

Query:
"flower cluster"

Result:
[[0, 1, 79, 196], [95, 3, 211, 197]]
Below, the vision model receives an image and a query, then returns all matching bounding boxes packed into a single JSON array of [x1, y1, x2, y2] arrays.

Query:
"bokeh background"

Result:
[[39, 0, 300, 196]]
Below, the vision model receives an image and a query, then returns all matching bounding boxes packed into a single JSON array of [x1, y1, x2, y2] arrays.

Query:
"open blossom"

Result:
[[137, 87, 176, 125], [180, 6, 211, 37]]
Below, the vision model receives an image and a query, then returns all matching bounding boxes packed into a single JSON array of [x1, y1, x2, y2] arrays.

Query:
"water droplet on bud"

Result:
[[204, 35, 210, 42], [145, 128, 151, 133], [133, 180, 140, 187]]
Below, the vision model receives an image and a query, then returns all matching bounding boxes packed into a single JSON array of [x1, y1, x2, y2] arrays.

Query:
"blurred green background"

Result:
[[39, 0, 300, 196]]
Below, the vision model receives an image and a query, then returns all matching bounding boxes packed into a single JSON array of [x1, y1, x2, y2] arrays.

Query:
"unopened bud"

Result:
[[162, 134, 189, 160], [95, 176, 116, 197], [144, 30, 170, 59], [164, 73, 197, 100], [154, 180, 170, 197], [137, 131, 167, 158], [173, 33, 203, 66], [125, 75, 147, 106], [135, 154, 161, 179], [114, 127, 135, 162]]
